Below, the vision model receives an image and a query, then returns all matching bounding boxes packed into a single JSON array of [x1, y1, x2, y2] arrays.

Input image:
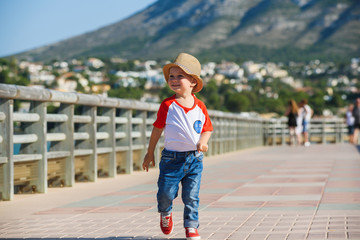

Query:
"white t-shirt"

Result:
[[153, 94, 213, 152], [346, 111, 355, 126], [303, 104, 312, 121]]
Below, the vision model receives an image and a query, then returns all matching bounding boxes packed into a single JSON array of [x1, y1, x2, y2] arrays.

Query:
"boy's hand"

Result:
[[142, 152, 155, 172], [197, 131, 211, 153], [197, 142, 208, 153]]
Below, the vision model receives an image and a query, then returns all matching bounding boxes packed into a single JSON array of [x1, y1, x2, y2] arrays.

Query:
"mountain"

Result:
[[13, 0, 360, 62]]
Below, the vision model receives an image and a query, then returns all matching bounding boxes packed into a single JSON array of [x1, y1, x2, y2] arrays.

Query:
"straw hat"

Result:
[[163, 53, 203, 93]]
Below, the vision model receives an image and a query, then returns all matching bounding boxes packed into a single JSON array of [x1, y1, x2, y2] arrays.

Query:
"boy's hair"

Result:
[[163, 53, 203, 93]]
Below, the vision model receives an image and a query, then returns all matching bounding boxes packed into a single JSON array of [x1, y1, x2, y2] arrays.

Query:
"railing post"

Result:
[[57, 103, 75, 186], [23, 101, 47, 193], [140, 110, 147, 168], [321, 120, 326, 144], [100, 107, 116, 177], [336, 120, 343, 143], [0, 99, 14, 200], [236, 118, 241, 150], [77, 106, 97, 181], [272, 120, 276, 146], [213, 117, 219, 155], [232, 119, 237, 151], [109, 108, 117, 177], [281, 119, 286, 145], [258, 120, 263, 146], [126, 109, 133, 174], [246, 120, 251, 148], [220, 119, 225, 154], [263, 120, 269, 146], [340, 121, 344, 143], [89, 106, 97, 181]]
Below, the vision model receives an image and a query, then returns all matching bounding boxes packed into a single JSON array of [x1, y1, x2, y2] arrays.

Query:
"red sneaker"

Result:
[[160, 213, 173, 235], [185, 227, 201, 240]]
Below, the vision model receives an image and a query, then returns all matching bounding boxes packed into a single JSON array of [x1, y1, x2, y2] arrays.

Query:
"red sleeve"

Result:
[[197, 99, 213, 133], [153, 97, 173, 128]]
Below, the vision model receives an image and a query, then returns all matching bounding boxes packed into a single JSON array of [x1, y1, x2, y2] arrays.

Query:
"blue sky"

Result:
[[0, 0, 156, 57]]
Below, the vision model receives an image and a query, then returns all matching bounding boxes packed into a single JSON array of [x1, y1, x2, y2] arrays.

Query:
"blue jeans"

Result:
[[302, 120, 309, 133], [157, 148, 203, 228]]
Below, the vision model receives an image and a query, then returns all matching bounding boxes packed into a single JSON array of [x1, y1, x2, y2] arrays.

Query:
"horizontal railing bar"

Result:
[[46, 133, 66, 142], [97, 147, 113, 154], [13, 134, 38, 144], [115, 146, 130, 152], [0, 157, 7, 164], [132, 132, 141, 138], [47, 151, 71, 159], [115, 117, 128, 124], [96, 132, 109, 140], [74, 149, 93, 156], [74, 115, 92, 123], [46, 114, 68, 122], [132, 118, 143, 124], [132, 145, 144, 150], [74, 132, 90, 140], [115, 132, 126, 139], [96, 116, 110, 123], [13, 112, 40, 122], [146, 119, 155, 124], [13, 154, 42, 162]]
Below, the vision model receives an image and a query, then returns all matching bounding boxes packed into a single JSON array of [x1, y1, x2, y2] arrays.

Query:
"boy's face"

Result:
[[168, 67, 197, 94]]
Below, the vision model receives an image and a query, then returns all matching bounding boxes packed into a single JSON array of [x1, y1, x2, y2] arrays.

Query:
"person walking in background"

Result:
[[142, 53, 213, 240], [285, 99, 299, 145], [352, 98, 360, 145], [300, 99, 313, 147], [346, 103, 355, 144], [295, 101, 304, 145]]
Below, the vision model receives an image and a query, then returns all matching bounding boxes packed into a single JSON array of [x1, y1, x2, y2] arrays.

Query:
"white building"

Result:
[[86, 58, 104, 69]]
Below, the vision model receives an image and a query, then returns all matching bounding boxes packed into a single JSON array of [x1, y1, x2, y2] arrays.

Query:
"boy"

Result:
[[142, 53, 213, 240]]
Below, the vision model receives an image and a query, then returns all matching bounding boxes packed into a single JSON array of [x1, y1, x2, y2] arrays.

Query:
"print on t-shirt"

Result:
[[193, 120, 202, 134]]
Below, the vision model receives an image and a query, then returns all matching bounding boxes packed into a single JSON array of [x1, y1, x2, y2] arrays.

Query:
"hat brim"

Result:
[[163, 63, 203, 93]]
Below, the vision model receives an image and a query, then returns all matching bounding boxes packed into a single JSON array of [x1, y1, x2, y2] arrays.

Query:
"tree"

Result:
[[108, 87, 144, 100], [310, 91, 326, 115], [225, 93, 250, 112], [201, 80, 222, 110]]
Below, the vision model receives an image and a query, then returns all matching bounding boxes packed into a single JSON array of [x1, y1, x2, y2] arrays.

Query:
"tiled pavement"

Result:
[[0, 144, 359, 240]]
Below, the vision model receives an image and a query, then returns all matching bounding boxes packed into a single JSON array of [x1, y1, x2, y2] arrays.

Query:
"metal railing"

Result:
[[0, 84, 346, 200]]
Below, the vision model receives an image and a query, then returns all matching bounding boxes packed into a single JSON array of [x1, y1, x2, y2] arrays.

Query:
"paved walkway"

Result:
[[0, 144, 359, 240]]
